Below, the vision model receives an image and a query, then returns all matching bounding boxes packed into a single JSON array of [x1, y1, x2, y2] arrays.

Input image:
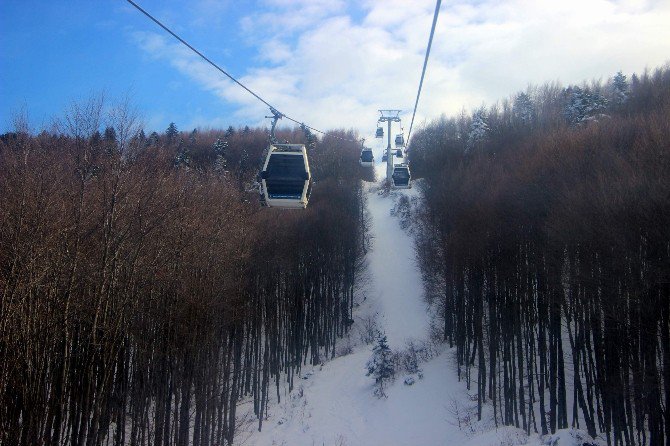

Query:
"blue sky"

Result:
[[2, 0, 669, 142], [1, 0, 265, 132]]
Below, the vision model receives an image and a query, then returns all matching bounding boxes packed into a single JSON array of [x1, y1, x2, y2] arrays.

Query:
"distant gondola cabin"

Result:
[[360, 148, 374, 167], [391, 164, 411, 189]]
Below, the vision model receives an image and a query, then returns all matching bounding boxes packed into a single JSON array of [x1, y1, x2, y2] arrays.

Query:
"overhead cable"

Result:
[[406, 0, 442, 148], [125, 0, 361, 143]]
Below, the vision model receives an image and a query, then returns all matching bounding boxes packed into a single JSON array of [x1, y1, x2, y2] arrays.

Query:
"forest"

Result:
[[2, 62, 669, 445], [0, 99, 371, 445], [410, 66, 670, 445]]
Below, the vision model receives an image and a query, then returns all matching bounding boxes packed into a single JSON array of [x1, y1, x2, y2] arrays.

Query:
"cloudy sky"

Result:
[[2, 0, 669, 143]]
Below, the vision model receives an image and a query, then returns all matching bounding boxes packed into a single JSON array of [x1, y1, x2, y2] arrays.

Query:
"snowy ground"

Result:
[[236, 159, 598, 446]]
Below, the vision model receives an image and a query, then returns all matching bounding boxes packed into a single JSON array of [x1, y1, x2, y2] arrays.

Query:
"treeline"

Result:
[[0, 100, 369, 445], [411, 66, 670, 445]]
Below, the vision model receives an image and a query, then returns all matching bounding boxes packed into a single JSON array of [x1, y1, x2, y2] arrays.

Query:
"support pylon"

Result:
[[377, 110, 401, 183]]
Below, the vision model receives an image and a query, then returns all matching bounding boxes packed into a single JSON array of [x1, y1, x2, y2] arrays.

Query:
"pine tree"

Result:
[[563, 86, 607, 125], [103, 126, 117, 155], [238, 147, 249, 175], [610, 71, 629, 106], [90, 130, 102, 147], [243, 125, 251, 134], [466, 109, 489, 153], [301, 124, 316, 150], [149, 131, 160, 147], [225, 125, 235, 138], [166, 122, 179, 144], [189, 128, 197, 145], [103, 126, 117, 143], [174, 137, 189, 168], [513, 92, 534, 126], [213, 138, 228, 173], [131, 129, 146, 152], [366, 335, 394, 397]]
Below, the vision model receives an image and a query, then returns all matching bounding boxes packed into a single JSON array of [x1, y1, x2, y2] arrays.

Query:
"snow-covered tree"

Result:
[[610, 71, 629, 106], [563, 86, 607, 125], [174, 137, 189, 168], [366, 335, 394, 398], [213, 138, 228, 173], [466, 109, 489, 153], [513, 92, 534, 126], [301, 124, 316, 150], [148, 131, 160, 147]]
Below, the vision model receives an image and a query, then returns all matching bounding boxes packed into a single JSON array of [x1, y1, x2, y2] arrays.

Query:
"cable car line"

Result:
[[125, 0, 361, 144], [406, 0, 442, 149]]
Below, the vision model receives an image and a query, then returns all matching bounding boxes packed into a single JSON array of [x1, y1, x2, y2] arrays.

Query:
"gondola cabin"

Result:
[[395, 134, 405, 147], [375, 127, 384, 138], [360, 148, 374, 167], [391, 164, 411, 189], [382, 152, 388, 162], [260, 144, 311, 209], [395, 149, 403, 158]]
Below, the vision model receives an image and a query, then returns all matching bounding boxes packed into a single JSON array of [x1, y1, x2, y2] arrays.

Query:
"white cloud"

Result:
[[131, 0, 670, 144]]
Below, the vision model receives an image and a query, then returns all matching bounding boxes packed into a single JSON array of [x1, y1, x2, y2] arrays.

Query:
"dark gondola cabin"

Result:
[[382, 152, 388, 162], [260, 144, 311, 208], [395, 149, 403, 158], [375, 127, 384, 138], [360, 148, 374, 167], [391, 164, 411, 189], [395, 134, 405, 147]]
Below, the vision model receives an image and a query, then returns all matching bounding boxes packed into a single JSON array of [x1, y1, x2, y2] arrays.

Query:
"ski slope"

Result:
[[235, 158, 466, 445], [237, 159, 596, 446]]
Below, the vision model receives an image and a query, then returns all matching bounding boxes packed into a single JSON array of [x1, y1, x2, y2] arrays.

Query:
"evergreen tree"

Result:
[[213, 138, 228, 172], [103, 126, 117, 143], [610, 71, 629, 106], [238, 147, 249, 175], [174, 137, 189, 168], [225, 125, 235, 138], [466, 109, 489, 152], [243, 125, 251, 134], [90, 130, 102, 147], [563, 86, 607, 125], [132, 129, 146, 152], [149, 131, 160, 147], [166, 122, 179, 144], [103, 126, 117, 155], [301, 124, 316, 150], [366, 335, 394, 398], [513, 92, 534, 126], [189, 128, 197, 145]]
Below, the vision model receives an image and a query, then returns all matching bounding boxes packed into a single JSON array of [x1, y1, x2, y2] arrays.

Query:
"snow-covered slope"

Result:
[[235, 157, 468, 445], [236, 160, 598, 446], [365, 182, 430, 349]]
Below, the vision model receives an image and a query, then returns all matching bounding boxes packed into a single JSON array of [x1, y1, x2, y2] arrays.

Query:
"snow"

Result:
[[236, 159, 603, 446], [364, 181, 431, 348], [236, 158, 455, 445]]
